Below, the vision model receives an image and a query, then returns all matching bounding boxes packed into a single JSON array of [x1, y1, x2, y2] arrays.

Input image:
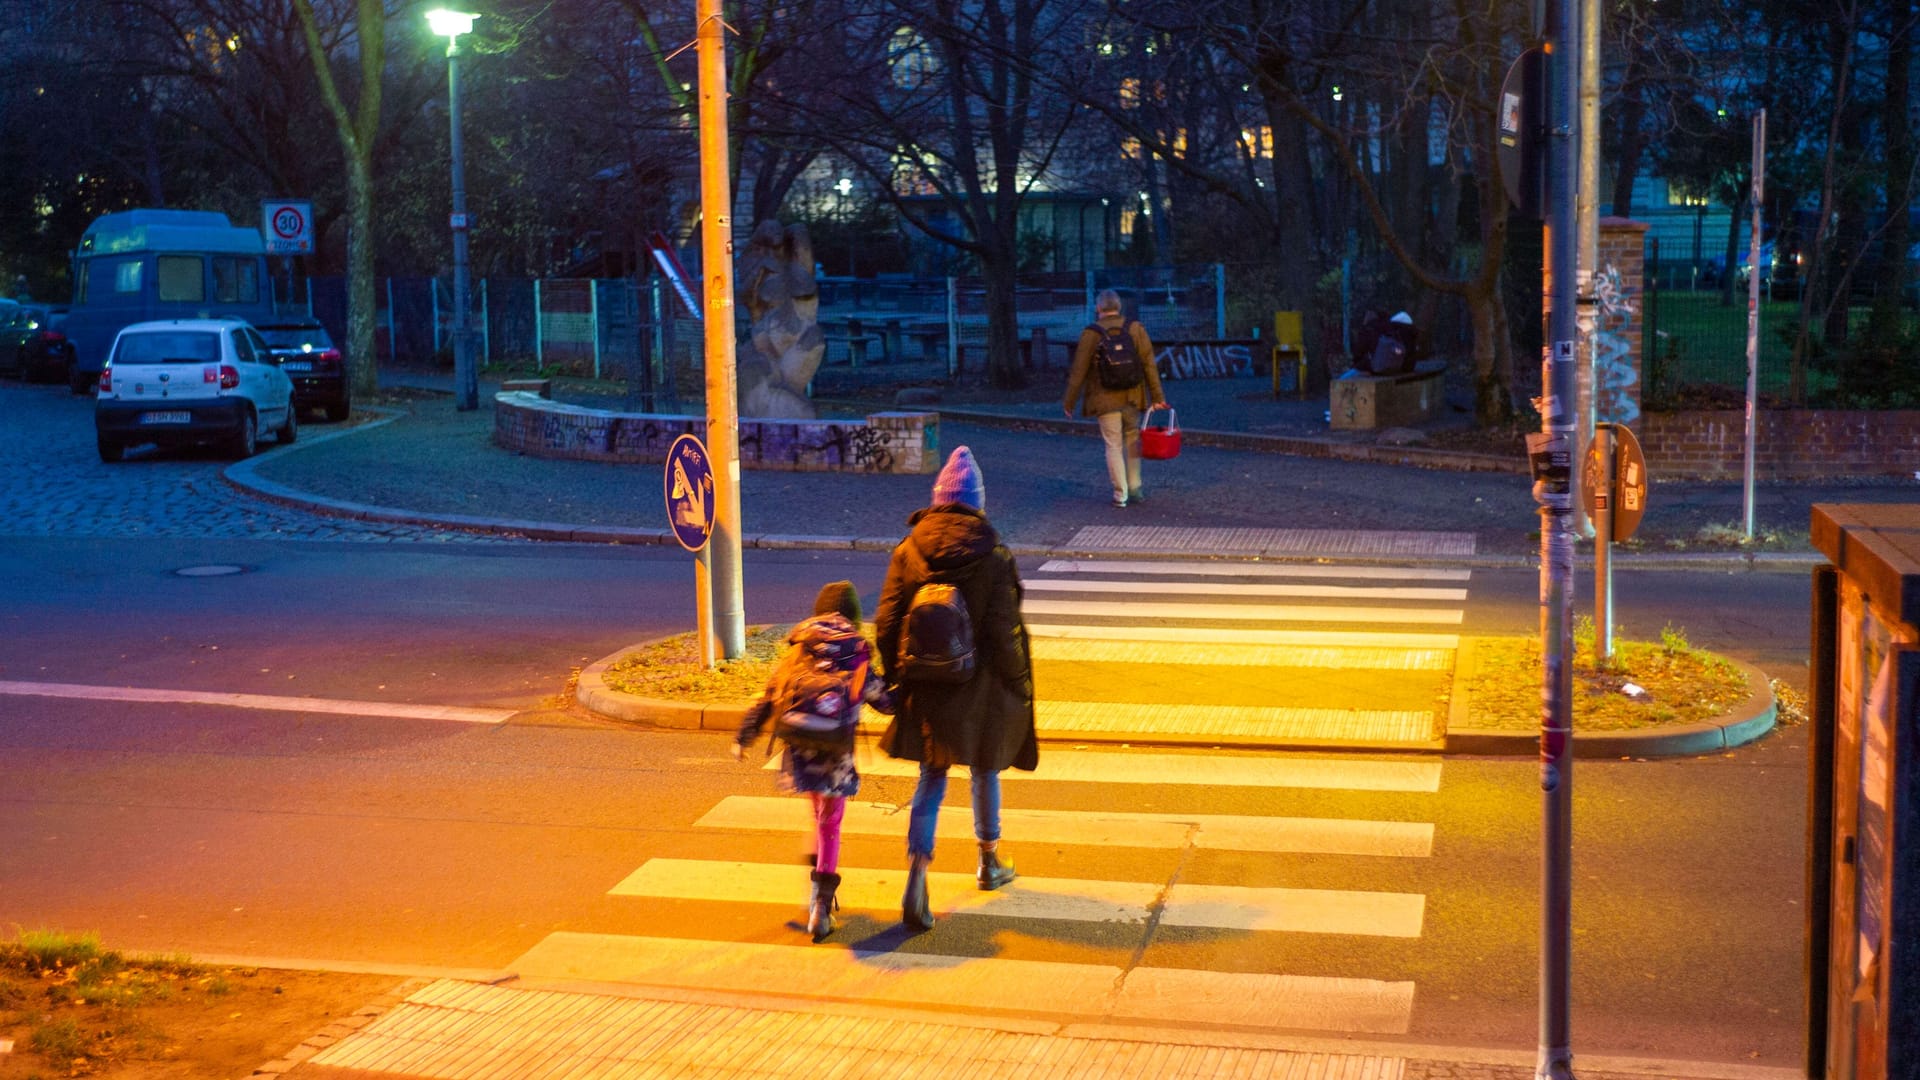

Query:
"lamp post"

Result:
[[428, 8, 479, 411]]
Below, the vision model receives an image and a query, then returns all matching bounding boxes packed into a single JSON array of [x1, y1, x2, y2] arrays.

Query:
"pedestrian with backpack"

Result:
[[1063, 289, 1168, 508], [731, 581, 894, 943], [874, 446, 1038, 932]]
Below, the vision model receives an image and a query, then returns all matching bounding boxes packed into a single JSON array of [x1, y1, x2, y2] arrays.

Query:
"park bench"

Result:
[[821, 332, 884, 367], [1328, 360, 1447, 430]]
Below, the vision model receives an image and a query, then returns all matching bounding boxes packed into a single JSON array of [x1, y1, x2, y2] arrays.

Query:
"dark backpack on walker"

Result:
[[1088, 322, 1146, 391], [898, 581, 976, 684]]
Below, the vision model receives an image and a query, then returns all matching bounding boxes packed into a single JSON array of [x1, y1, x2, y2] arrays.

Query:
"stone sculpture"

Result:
[[736, 220, 824, 418]]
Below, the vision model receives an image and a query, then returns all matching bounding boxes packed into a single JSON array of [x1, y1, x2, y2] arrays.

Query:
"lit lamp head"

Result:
[[426, 8, 479, 41]]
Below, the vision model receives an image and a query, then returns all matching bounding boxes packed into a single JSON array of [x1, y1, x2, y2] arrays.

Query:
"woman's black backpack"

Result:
[[898, 582, 976, 683]]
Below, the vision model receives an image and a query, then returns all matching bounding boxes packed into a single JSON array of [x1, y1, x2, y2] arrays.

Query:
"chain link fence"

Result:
[[303, 264, 1229, 391]]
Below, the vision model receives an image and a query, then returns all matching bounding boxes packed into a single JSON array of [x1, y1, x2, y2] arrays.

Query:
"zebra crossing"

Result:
[[1016, 548, 1473, 748], [504, 747, 1444, 1039]]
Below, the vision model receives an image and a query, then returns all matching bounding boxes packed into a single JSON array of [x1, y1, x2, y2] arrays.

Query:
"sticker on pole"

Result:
[[261, 200, 313, 255], [665, 434, 716, 552]]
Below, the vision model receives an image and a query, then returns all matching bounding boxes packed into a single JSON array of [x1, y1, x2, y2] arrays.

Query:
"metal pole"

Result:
[[1593, 423, 1614, 663], [697, 0, 745, 659], [1538, 0, 1579, 1073], [946, 276, 959, 380], [1573, 0, 1600, 539], [447, 33, 477, 411], [1743, 110, 1766, 541], [1213, 262, 1226, 338]]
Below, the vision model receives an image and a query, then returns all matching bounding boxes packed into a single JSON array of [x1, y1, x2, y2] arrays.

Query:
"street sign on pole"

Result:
[[665, 434, 719, 668], [1581, 422, 1648, 544], [665, 434, 716, 552], [261, 200, 314, 255]]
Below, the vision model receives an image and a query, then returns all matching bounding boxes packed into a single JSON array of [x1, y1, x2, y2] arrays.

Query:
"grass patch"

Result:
[[0, 929, 402, 1078], [600, 625, 791, 703], [1463, 622, 1750, 732]]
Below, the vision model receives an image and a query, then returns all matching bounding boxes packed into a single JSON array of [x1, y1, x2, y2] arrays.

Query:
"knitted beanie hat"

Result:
[[931, 446, 985, 511], [812, 580, 862, 624]]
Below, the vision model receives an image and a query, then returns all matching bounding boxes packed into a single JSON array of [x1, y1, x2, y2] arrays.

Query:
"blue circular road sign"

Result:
[[664, 434, 716, 552]]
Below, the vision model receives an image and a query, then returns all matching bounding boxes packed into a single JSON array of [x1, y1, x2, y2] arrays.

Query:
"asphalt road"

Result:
[[0, 533, 1810, 1068]]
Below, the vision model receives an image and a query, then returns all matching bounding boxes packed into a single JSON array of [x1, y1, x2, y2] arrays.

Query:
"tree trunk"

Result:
[[346, 157, 380, 398], [981, 241, 1025, 389], [1466, 283, 1511, 425]]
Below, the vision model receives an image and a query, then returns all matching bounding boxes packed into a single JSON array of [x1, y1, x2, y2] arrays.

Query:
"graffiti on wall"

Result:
[[1155, 342, 1256, 380], [1594, 263, 1640, 425]]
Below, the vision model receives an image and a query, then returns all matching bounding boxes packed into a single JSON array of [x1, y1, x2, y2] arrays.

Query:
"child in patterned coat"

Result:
[[731, 581, 892, 942]]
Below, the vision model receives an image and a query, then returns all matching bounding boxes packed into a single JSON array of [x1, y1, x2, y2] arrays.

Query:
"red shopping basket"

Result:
[[1141, 407, 1181, 460]]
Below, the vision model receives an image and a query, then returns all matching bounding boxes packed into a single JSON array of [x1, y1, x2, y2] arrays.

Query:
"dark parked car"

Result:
[[0, 303, 76, 384], [254, 319, 350, 421]]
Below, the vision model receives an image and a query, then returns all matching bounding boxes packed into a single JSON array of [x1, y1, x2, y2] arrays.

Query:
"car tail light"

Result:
[[98, 367, 112, 393], [316, 348, 342, 369], [219, 364, 239, 390], [40, 330, 64, 344]]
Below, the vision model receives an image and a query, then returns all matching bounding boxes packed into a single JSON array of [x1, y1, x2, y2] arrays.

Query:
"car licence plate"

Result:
[[141, 411, 191, 425], [281, 360, 312, 372]]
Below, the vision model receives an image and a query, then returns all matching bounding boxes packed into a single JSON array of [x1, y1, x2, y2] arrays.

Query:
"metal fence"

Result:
[[302, 264, 1228, 387], [1641, 235, 1920, 404]]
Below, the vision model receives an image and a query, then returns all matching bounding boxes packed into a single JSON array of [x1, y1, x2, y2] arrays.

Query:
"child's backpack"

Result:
[[1369, 334, 1407, 375], [898, 581, 976, 684], [1088, 322, 1146, 391], [769, 615, 870, 754]]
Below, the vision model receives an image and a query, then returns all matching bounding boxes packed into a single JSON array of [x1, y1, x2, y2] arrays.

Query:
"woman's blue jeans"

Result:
[[906, 762, 1002, 858]]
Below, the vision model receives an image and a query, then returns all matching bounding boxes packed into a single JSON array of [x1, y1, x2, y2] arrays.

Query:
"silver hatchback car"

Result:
[[93, 318, 297, 462]]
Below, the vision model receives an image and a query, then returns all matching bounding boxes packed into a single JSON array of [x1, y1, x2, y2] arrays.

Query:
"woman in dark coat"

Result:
[[874, 445, 1038, 930]]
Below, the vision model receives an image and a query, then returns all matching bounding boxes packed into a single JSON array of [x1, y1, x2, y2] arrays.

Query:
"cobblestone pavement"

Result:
[[0, 381, 502, 543]]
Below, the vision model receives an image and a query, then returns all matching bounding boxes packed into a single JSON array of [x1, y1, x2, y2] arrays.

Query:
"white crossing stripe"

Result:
[[1036, 558, 1472, 582], [1024, 597, 1465, 625], [1034, 701, 1438, 743], [509, 933, 1418, 1034], [1025, 578, 1468, 602], [614, 860, 1425, 937], [611, 859, 1154, 924], [1064, 525, 1475, 558], [696, 796, 1436, 857], [1031, 637, 1455, 671], [1160, 883, 1425, 937], [1026, 622, 1459, 648], [767, 748, 1443, 792], [0, 679, 516, 725]]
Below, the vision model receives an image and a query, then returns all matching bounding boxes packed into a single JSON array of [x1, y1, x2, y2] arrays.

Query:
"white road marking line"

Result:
[[1027, 622, 1459, 649], [1064, 524, 1475, 558], [1035, 558, 1472, 582], [1034, 701, 1438, 743], [619, 858, 1425, 936], [696, 797, 1435, 857], [1113, 967, 1415, 1034], [509, 933, 1417, 1035], [763, 748, 1443, 792], [0, 679, 516, 725], [1025, 579, 1468, 602], [1031, 638, 1455, 671], [1161, 883, 1425, 937], [1022, 597, 1464, 624], [611, 859, 1156, 924]]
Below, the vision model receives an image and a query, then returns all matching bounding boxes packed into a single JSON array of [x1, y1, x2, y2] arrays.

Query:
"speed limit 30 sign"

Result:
[[262, 200, 314, 255]]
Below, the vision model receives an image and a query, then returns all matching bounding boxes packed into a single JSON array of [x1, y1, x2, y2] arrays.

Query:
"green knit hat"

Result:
[[813, 580, 862, 625]]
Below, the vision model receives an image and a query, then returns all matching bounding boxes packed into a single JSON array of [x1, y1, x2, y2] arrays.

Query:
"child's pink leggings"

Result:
[[810, 794, 846, 875]]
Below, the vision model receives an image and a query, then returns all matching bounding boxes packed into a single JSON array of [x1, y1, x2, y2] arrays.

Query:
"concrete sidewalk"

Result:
[[257, 973, 1800, 1080], [228, 364, 1902, 568]]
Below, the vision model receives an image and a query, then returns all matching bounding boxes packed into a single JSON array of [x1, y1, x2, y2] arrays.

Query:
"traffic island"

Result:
[[1444, 634, 1777, 757], [578, 626, 1778, 757]]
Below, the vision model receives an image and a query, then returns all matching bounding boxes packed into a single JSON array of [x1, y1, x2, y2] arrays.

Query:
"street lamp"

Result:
[[429, 8, 479, 411]]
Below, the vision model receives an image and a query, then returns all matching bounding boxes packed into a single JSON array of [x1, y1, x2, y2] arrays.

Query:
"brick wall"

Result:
[[1638, 410, 1920, 479], [493, 393, 940, 474]]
